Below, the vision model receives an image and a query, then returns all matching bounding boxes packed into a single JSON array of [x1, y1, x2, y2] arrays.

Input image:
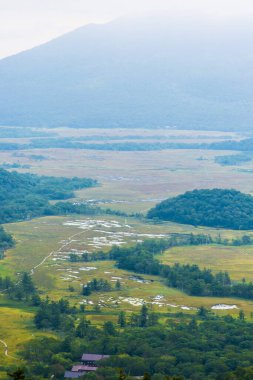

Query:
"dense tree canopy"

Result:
[[148, 189, 253, 230], [0, 226, 14, 252], [21, 312, 253, 380], [0, 168, 97, 223]]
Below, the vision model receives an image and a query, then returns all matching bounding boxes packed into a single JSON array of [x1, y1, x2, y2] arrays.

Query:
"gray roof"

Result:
[[72, 365, 98, 372], [64, 371, 85, 379], [81, 354, 110, 361]]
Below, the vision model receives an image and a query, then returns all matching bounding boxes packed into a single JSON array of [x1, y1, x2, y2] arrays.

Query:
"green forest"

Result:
[[24, 313, 253, 380], [9, 289, 253, 380], [148, 189, 253, 229], [0, 168, 97, 223]]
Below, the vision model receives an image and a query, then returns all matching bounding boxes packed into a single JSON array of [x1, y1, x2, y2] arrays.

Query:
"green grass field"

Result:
[[1, 127, 253, 363], [3, 215, 253, 320], [160, 244, 253, 281]]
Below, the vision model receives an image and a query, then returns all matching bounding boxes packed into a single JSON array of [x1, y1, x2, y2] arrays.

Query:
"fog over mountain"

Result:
[[0, 11, 253, 130]]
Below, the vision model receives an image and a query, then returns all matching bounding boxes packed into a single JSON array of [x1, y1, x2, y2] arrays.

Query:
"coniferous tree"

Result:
[[115, 279, 121, 290], [118, 311, 126, 327], [8, 368, 27, 380], [140, 304, 148, 327]]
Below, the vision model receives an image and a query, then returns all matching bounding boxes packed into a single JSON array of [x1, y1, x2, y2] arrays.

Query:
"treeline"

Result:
[[0, 127, 56, 138], [68, 234, 217, 263], [67, 235, 253, 300], [68, 233, 253, 264], [69, 250, 108, 262], [47, 202, 128, 218], [34, 298, 78, 330], [45, 201, 101, 217], [100, 238, 253, 300], [0, 168, 97, 223], [25, 136, 253, 152], [0, 272, 39, 302], [148, 189, 253, 230], [209, 137, 253, 152], [215, 154, 252, 166], [28, 138, 206, 151], [0, 226, 14, 258], [2, 136, 253, 153], [0, 162, 31, 169], [18, 311, 253, 379]]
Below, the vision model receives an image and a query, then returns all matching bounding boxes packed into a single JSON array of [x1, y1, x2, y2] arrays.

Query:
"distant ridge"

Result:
[[0, 12, 253, 130]]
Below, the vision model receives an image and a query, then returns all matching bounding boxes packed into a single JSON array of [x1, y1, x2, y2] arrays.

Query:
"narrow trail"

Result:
[[30, 229, 87, 275], [0, 339, 16, 359], [0, 228, 87, 359]]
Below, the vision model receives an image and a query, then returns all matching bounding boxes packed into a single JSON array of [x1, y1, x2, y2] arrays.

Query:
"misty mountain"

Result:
[[0, 12, 253, 130]]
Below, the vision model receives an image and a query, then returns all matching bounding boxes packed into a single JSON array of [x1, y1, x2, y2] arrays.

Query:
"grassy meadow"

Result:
[[160, 244, 253, 281], [1, 127, 253, 362]]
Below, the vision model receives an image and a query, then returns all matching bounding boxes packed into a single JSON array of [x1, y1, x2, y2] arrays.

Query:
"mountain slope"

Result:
[[0, 12, 253, 130]]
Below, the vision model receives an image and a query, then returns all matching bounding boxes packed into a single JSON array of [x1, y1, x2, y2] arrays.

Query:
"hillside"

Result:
[[148, 189, 253, 229], [0, 169, 97, 223], [0, 12, 253, 130]]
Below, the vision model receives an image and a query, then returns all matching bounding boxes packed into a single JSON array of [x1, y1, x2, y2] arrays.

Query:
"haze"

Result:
[[1, 0, 253, 59]]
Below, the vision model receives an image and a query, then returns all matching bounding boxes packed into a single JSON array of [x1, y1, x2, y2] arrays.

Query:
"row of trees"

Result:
[[68, 233, 253, 265], [104, 239, 253, 300]]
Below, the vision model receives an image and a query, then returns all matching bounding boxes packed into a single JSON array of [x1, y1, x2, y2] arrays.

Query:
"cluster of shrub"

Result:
[[0, 272, 39, 302], [82, 278, 118, 296], [69, 250, 108, 262]]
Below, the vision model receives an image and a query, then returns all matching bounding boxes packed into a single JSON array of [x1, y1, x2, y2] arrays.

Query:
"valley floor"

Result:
[[1, 127, 253, 373]]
